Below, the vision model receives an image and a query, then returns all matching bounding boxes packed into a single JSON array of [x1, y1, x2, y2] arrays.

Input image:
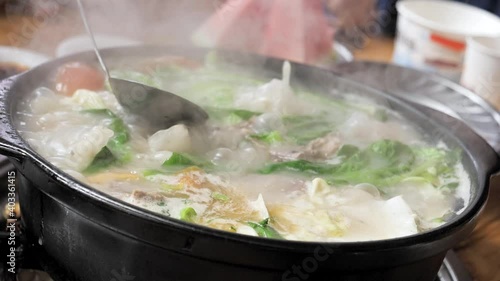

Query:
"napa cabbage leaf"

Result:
[[259, 140, 460, 188]]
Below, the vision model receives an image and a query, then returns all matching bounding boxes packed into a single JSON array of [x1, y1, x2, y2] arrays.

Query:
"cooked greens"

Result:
[[247, 218, 283, 239], [18, 57, 470, 243], [83, 109, 131, 173], [282, 115, 334, 145], [205, 107, 261, 124], [250, 131, 284, 144], [259, 140, 460, 188], [180, 207, 197, 223], [162, 152, 211, 171]]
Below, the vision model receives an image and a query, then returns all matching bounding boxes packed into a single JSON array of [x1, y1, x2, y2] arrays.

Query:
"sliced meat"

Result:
[[270, 133, 342, 162], [269, 147, 303, 161], [301, 133, 341, 160], [131, 190, 165, 202]]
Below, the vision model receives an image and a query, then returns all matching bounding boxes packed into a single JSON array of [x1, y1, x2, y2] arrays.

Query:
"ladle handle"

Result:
[[76, 0, 112, 80]]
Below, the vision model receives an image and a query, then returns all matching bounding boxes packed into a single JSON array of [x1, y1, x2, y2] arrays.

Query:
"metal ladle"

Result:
[[76, 0, 209, 130]]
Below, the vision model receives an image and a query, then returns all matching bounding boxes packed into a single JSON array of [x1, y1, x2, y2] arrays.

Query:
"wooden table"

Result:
[[353, 37, 396, 62], [0, 12, 499, 281]]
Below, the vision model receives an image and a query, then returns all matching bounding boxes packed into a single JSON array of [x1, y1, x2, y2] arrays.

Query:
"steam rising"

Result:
[[5, 0, 333, 65], [5, 0, 215, 55], [81, 0, 213, 44], [193, 0, 334, 63]]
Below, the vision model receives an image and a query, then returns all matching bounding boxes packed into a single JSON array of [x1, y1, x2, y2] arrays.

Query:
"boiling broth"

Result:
[[16, 56, 470, 242]]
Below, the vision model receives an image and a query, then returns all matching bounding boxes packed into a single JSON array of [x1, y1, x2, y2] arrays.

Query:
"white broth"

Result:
[[16, 57, 471, 242]]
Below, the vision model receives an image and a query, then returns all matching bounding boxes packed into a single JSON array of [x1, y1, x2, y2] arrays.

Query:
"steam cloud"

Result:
[[4, 0, 215, 55]]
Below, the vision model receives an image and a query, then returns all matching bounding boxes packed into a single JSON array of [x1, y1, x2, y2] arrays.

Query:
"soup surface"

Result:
[[16, 54, 470, 242]]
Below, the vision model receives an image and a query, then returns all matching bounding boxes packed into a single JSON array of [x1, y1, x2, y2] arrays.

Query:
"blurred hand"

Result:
[[326, 0, 377, 29]]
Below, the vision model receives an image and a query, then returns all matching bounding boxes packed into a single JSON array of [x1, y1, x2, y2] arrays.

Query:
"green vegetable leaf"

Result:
[[247, 218, 283, 239], [259, 160, 333, 175], [250, 131, 284, 144], [162, 152, 212, 172], [163, 152, 197, 166], [211, 192, 230, 202], [180, 207, 197, 223], [336, 145, 360, 159], [388, 147, 461, 187], [283, 115, 333, 145], [142, 169, 164, 177], [441, 182, 459, 189], [83, 109, 132, 173], [205, 107, 261, 124], [259, 140, 460, 189], [229, 109, 260, 121], [432, 217, 445, 224], [337, 141, 414, 183], [83, 147, 117, 174], [83, 110, 130, 149]]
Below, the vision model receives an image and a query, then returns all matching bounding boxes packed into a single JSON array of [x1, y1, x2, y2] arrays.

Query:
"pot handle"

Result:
[[0, 76, 29, 161]]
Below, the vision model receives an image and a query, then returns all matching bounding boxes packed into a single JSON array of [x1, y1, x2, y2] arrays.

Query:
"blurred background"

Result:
[[0, 0, 498, 78], [0, 0, 497, 63]]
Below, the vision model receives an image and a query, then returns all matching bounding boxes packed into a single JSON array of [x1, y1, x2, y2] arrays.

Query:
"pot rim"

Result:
[[1, 45, 496, 252]]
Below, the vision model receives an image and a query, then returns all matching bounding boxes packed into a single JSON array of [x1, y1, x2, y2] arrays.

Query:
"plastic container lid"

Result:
[[396, 0, 500, 37]]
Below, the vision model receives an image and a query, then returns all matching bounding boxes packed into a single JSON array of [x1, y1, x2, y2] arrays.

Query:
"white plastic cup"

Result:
[[393, 0, 500, 81], [461, 37, 500, 110]]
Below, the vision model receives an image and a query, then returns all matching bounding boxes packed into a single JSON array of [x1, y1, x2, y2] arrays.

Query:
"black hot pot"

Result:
[[0, 46, 498, 281]]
